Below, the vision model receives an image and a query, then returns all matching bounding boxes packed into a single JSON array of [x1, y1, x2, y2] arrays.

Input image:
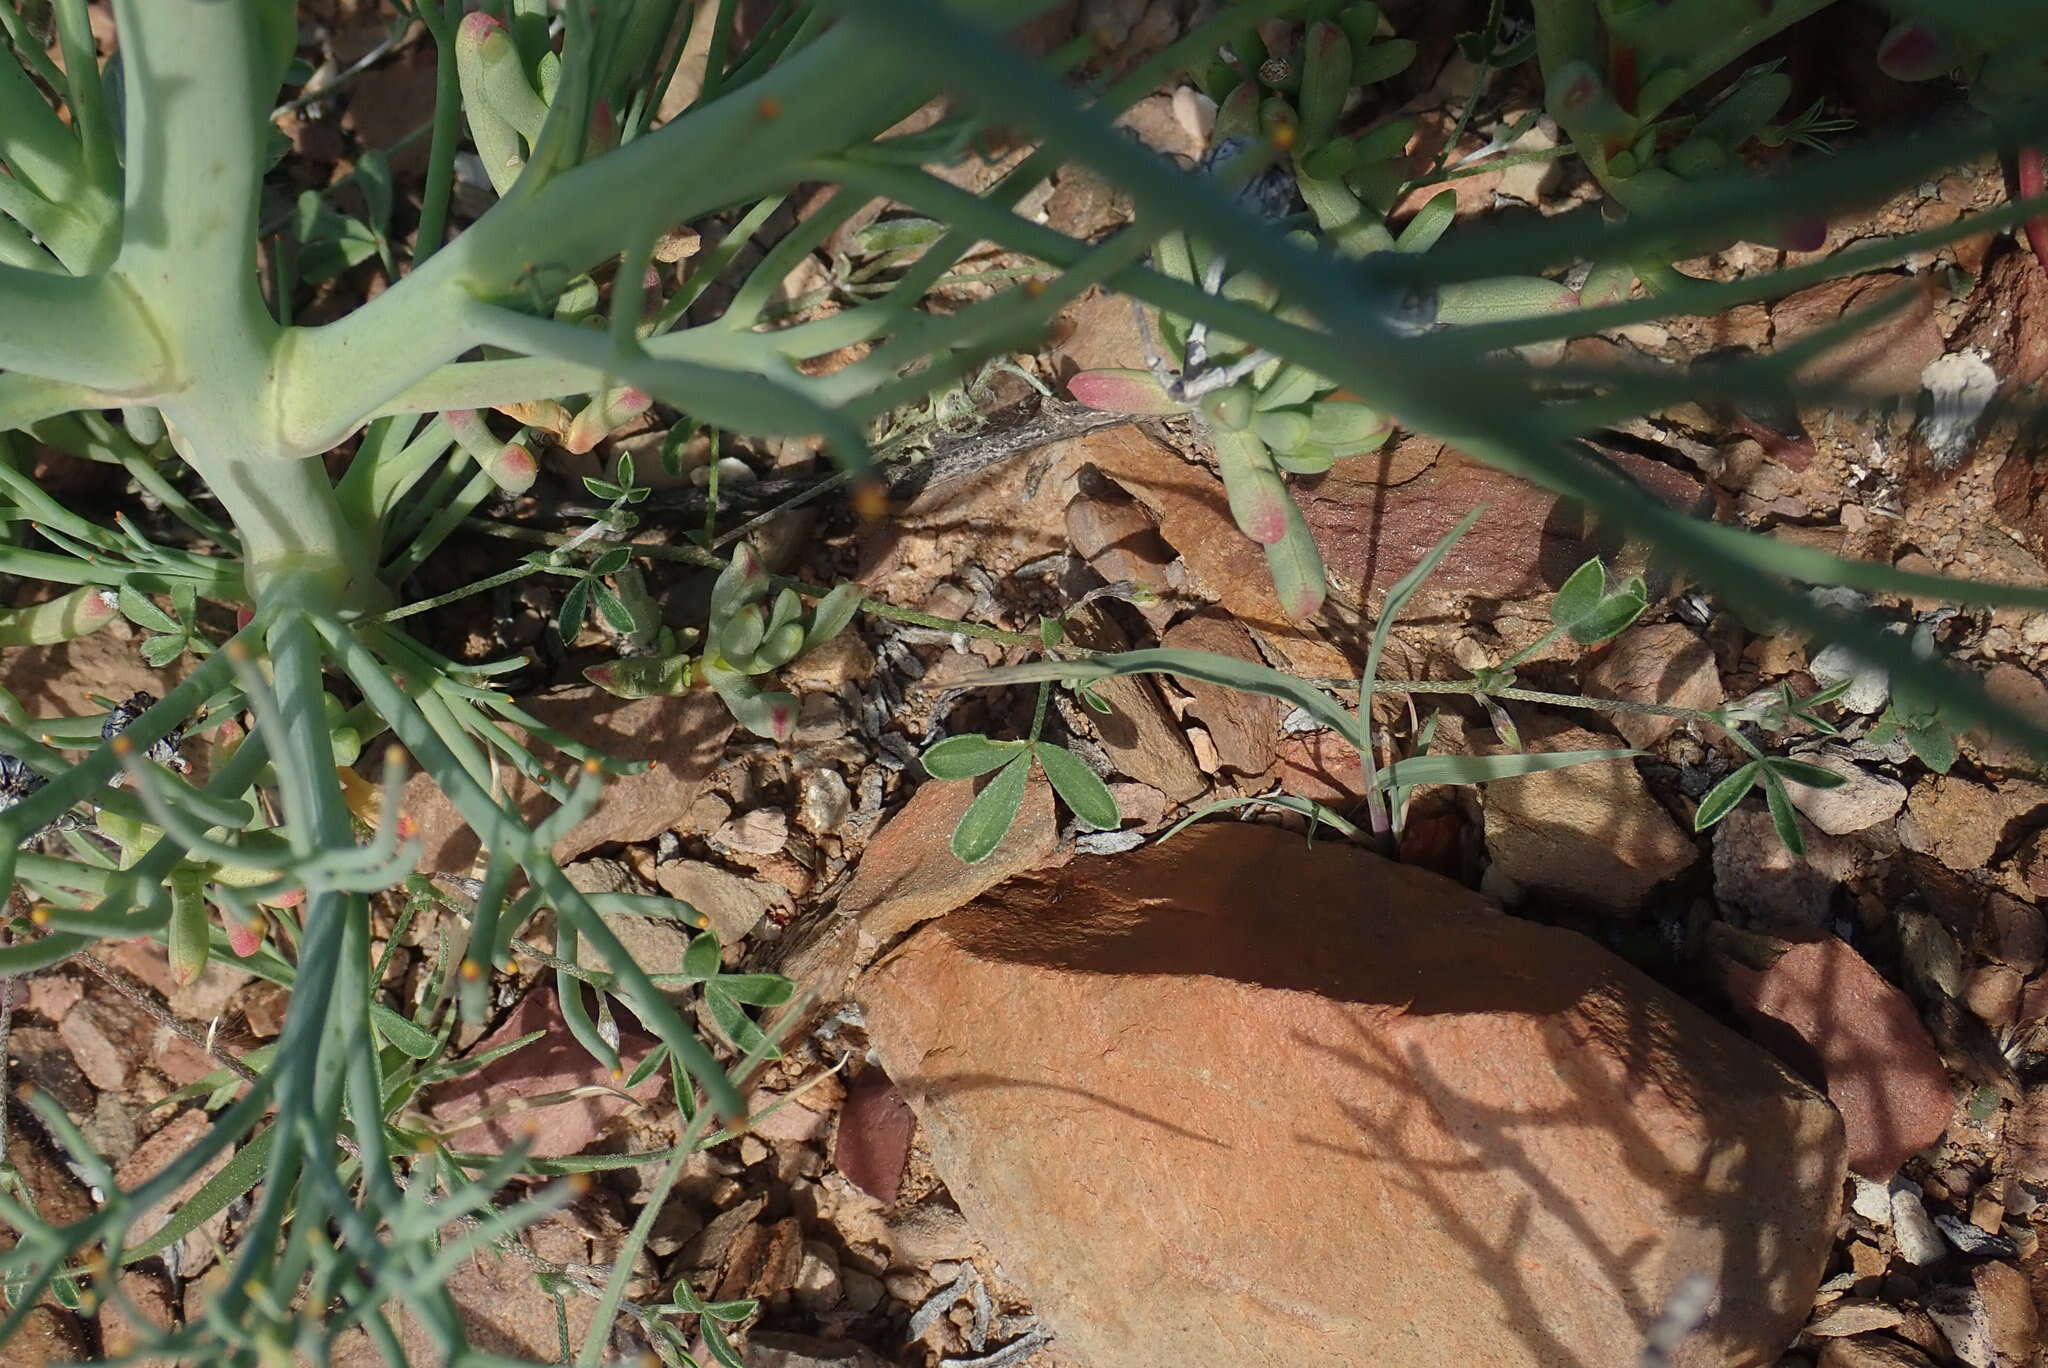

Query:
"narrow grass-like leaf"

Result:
[[1159, 792, 1364, 841], [1361, 507, 1483, 828], [123, 1126, 275, 1264], [1377, 747, 1639, 790], [950, 754, 1030, 864], [1033, 742, 1118, 831], [978, 650, 1361, 747], [372, 1005, 438, 1059]]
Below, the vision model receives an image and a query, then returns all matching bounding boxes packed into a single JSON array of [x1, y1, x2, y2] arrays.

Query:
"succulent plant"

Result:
[[1068, 1, 1580, 621], [584, 543, 861, 742]]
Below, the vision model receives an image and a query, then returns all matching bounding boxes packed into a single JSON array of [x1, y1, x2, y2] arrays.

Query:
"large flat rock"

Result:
[[862, 824, 1843, 1368]]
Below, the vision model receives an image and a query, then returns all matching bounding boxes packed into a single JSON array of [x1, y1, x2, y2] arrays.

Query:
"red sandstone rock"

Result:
[[863, 825, 1843, 1368]]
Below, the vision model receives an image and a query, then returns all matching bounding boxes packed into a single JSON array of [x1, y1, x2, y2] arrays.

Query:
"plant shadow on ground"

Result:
[[886, 827, 1846, 1367]]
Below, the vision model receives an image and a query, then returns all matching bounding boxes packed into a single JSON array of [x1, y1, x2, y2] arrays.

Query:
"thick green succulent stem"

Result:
[[107, 0, 379, 609]]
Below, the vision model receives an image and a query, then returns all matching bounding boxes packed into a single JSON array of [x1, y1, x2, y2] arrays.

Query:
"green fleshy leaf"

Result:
[[1769, 759, 1848, 789], [138, 634, 189, 668], [1033, 743, 1119, 831], [118, 584, 180, 635], [1694, 760, 1761, 830], [922, 733, 1027, 780], [803, 583, 862, 652], [557, 579, 592, 639], [949, 755, 1030, 864], [591, 584, 636, 634], [683, 931, 722, 977], [1762, 768, 1805, 855]]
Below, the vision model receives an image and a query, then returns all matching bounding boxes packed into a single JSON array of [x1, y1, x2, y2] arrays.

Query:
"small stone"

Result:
[[1924, 1283, 1995, 1368], [1713, 807, 1866, 928], [1817, 1337, 1938, 1368], [564, 856, 644, 896], [885, 1196, 976, 1267], [1717, 935, 1953, 1179], [1850, 1175, 1894, 1225], [653, 859, 787, 946], [1890, 1183, 1947, 1266], [1935, 1212, 2017, 1259], [1584, 623, 1725, 749], [1847, 1240, 1887, 1283], [927, 1260, 962, 1285], [794, 692, 850, 744], [1919, 350, 1999, 469], [24, 974, 82, 1023], [747, 1091, 833, 1144], [1896, 907, 1967, 1000], [1899, 775, 2048, 874], [57, 1000, 127, 1091], [1981, 892, 2046, 973], [97, 1269, 175, 1359], [1160, 613, 1287, 775], [714, 807, 790, 857], [842, 1269, 885, 1315], [9, 1306, 89, 1365], [1963, 963, 2024, 1030], [784, 632, 875, 692], [1968, 663, 2048, 769], [739, 1135, 770, 1166], [835, 1074, 917, 1204], [795, 1242, 844, 1314], [1809, 1301, 1907, 1337], [1811, 641, 1892, 715], [1480, 725, 1697, 914], [1783, 755, 1907, 836], [883, 1270, 932, 1305], [798, 767, 853, 835], [1970, 1261, 2038, 1366]]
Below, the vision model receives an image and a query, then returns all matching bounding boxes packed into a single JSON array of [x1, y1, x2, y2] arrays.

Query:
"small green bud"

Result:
[[1338, 3, 1384, 54], [1667, 136, 1728, 179], [563, 387, 653, 455], [1259, 96, 1301, 147], [1200, 386, 1255, 432]]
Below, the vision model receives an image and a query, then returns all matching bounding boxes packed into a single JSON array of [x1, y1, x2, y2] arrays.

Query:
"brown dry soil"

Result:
[[5, 2, 2048, 1366]]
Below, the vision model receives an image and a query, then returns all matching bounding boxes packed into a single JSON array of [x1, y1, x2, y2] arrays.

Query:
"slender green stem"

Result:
[[377, 562, 541, 624], [277, 3, 1039, 452], [1353, 676, 1722, 724], [411, 0, 466, 265], [461, 518, 1044, 648]]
